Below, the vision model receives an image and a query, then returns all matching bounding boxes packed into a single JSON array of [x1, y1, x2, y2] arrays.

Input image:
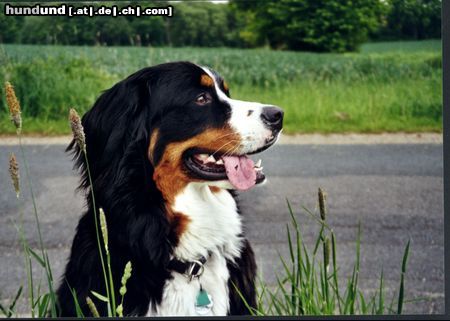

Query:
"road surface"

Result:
[[0, 139, 444, 315]]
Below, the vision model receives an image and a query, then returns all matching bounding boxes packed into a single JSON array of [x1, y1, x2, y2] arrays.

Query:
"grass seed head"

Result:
[[99, 208, 108, 254], [9, 153, 20, 198], [86, 296, 100, 317], [69, 108, 86, 152], [5, 82, 22, 134], [318, 187, 327, 221], [116, 304, 123, 317], [122, 261, 132, 282], [119, 286, 127, 297], [120, 261, 132, 297]]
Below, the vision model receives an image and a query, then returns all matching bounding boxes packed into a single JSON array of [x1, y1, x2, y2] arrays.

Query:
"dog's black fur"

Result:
[[56, 62, 257, 316]]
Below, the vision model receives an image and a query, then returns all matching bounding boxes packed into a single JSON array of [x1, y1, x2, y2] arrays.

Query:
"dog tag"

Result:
[[195, 288, 213, 315]]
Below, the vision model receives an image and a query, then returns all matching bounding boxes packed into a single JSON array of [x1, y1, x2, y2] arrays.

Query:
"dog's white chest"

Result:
[[147, 183, 243, 316], [147, 254, 230, 316]]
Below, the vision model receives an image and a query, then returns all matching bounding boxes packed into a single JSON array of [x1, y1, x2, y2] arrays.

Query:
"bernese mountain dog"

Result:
[[56, 61, 283, 316]]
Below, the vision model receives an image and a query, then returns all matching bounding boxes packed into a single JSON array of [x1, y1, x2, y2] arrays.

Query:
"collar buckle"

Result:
[[186, 259, 205, 282], [167, 253, 210, 282]]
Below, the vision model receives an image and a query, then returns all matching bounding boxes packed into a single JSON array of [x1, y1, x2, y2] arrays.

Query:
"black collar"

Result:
[[167, 253, 210, 281]]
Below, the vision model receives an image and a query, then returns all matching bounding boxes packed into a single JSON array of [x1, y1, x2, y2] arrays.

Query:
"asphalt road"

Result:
[[0, 142, 444, 315]]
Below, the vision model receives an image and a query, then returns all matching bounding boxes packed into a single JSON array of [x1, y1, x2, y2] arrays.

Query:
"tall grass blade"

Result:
[[0, 286, 23, 317], [295, 224, 304, 315], [12, 220, 35, 317], [90, 291, 109, 303], [388, 290, 397, 314], [37, 293, 50, 318], [277, 252, 295, 284], [397, 239, 410, 314], [230, 281, 259, 316], [349, 222, 362, 314], [377, 269, 384, 314], [68, 287, 85, 318], [28, 247, 45, 267], [9, 286, 23, 317], [269, 290, 284, 316], [313, 225, 324, 255], [84, 155, 111, 315], [358, 291, 367, 314], [0, 302, 7, 317], [302, 242, 311, 277], [286, 225, 295, 264], [301, 205, 333, 232], [330, 232, 341, 313], [343, 265, 356, 314], [18, 138, 56, 314], [322, 237, 330, 310]]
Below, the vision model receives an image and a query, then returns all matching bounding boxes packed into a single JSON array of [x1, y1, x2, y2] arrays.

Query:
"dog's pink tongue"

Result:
[[222, 155, 256, 191]]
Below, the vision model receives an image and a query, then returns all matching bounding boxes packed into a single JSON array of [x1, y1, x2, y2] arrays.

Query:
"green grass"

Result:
[[0, 40, 442, 134], [233, 191, 412, 316], [236, 76, 441, 133], [0, 118, 71, 135], [360, 39, 442, 54]]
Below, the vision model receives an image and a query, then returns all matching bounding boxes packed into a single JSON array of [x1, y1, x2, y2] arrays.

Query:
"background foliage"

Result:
[[0, 41, 442, 134], [0, 0, 442, 135], [0, 0, 442, 52], [232, 0, 386, 52]]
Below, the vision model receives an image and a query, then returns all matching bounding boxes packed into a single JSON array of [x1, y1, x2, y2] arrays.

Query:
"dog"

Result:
[[56, 61, 283, 316]]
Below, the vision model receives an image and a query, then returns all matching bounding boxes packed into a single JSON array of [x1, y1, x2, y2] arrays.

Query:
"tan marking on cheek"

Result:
[[153, 127, 241, 206], [209, 186, 221, 193], [153, 157, 188, 207], [148, 129, 159, 165], [200, 74, 214, 87], [223, 81, 229, 92]]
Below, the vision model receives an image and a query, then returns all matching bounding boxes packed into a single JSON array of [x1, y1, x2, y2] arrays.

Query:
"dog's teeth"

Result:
[[255, 166, 263, 171], [195, 154, 209, 162], [255, 159, 262, 167], [206, 155, 216, 163], [216, 159, 224, 165]]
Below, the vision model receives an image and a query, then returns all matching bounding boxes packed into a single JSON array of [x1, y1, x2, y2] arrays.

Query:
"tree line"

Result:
[[0, 0, 441, 52]]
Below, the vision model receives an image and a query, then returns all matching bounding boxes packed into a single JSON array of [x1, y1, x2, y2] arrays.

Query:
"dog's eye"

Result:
[[195, 93, 211, 106]]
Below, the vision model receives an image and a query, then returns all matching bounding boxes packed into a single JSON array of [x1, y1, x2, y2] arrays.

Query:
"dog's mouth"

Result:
[[184, 150, 270, 193], [183, 135, 277, 190], [183, 135, 278, 191], [184, 152, 264, 191]]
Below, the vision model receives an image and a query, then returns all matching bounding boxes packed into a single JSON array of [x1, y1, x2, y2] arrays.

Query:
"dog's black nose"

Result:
[[261, 106, 283, 130]]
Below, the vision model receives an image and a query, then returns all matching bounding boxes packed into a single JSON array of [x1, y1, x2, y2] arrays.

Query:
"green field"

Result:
[[0, 40, 442, 135]]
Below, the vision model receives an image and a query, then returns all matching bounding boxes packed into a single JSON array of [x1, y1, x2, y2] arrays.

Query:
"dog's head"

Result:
[[73, 61, 283, 204]]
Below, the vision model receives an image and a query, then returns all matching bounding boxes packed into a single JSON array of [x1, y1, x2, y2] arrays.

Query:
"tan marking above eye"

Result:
[[200, 74, 214, 87], [223, 81, 229, 92]]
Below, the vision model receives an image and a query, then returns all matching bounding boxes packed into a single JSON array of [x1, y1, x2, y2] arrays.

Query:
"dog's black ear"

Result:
[[68, 69, 158, 192]]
